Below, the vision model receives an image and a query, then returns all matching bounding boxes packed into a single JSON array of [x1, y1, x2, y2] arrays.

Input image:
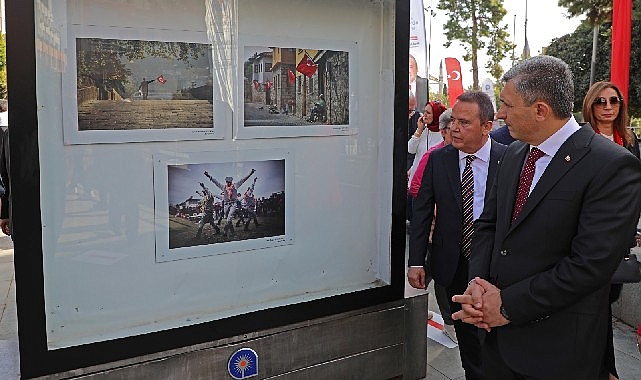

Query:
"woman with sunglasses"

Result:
[[582, 81, 640, 380], [582, 81, 640, 158]]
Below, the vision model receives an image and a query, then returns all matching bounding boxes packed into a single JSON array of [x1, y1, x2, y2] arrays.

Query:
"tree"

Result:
[[558, 0, 612, 85], [546, 18, 641, 117], [437, 0, 514, 90], [76, 38, 209, 99]]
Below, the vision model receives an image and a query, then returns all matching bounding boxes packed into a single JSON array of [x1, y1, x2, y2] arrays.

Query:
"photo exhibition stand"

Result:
[[6, 0, 426, 378]]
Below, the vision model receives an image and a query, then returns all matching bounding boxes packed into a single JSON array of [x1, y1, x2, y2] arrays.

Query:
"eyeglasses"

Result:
[[593, 96, 623, 106]]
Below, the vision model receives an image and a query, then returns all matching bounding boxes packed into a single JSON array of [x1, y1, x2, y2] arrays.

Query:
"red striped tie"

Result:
[[511, 147, 545, 223], [461, 155, 476, 258]]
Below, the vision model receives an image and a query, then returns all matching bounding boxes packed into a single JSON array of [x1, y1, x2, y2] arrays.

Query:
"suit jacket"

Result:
[[489, 125, 516, 145], [414, 76, 428, 111], [409, 139, 506, 288], [471, 125, 641, 379]]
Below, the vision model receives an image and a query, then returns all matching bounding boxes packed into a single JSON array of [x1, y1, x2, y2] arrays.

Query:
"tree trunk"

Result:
[[471, 1, 479, 90], [590, 24, 599, 86]]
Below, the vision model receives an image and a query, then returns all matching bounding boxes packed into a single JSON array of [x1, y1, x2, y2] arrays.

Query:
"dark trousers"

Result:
[[444, 257, 483, 380], [482, 330, 535, 380], [425, 243, 454, 325], [482, 329, 608, 380]]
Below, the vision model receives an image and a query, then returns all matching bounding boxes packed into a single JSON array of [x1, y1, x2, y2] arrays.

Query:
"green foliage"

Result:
[[429, 91, 450, 106], [437, 0, 514, 90], [557, 0, 613, 25], [0, 34, 6, 99], [546, 20, 641, 117]]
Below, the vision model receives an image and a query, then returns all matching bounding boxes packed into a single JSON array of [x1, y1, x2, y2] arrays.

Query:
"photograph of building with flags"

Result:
[[244, 46, 349, 127], [75, 37, 214, 131]]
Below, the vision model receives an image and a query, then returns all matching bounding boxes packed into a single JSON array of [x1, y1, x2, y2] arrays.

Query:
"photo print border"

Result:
[[153, 149, 294, 262]]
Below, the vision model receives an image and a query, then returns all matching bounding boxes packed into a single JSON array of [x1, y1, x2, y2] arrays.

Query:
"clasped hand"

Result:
[[451, 277, 510, 332]]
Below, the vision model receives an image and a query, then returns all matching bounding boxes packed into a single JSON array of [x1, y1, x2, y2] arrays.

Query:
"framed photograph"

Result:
[[63, 25, 227, 144], [153, 150, 294, 262], [235, 36, 358, 139]]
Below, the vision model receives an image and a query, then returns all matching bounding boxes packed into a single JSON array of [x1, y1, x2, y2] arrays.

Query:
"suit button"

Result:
[[500, 249, 508, 256]]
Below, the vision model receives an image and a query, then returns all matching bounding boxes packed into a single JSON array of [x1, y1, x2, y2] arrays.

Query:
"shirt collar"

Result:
[[534, 116, 581, 157], [458, 137, 492, 163]]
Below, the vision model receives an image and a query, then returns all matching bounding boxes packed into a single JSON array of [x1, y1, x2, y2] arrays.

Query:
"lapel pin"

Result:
[[565, 155, 571, 162]]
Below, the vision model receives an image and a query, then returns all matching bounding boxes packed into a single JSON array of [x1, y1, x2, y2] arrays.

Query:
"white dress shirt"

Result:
[[458, 137, 493, 220]]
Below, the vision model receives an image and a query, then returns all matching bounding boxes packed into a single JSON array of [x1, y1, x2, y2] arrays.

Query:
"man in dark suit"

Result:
[[489, 124, 516, 145], [409, 54, 428, 111], [409, 91, 506, 379], [453, 56, 641, 379]]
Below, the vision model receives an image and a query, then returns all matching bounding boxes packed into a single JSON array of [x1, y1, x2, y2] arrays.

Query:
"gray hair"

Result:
[[439, 108, 452, 129], [0, 100, 7, 113], [502, 55, 574, 118], [456, 91, 495, 124]]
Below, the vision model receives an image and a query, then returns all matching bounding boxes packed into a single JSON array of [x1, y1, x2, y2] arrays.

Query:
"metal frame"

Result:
[[6, 1, 410, 377]]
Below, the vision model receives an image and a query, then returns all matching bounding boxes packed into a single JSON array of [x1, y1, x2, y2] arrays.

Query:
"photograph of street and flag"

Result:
[[243, 46, 349, 127], [167, 159, 286, 249], [75, 37, 214, 131]]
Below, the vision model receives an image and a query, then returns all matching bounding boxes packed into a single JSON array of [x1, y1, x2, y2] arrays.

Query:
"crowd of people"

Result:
[[407, 55, 641, 379]]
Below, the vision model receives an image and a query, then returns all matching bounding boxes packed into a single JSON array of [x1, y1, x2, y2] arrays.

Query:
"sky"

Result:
[[419, 0, 584, 89], [168, 160, 285, 206]]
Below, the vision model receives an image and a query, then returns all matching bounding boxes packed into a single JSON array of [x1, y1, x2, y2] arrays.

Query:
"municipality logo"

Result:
[[228, 348, 258, 379]]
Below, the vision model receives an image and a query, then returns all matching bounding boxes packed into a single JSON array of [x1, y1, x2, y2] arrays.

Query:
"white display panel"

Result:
[[37, 0, 395, 349]]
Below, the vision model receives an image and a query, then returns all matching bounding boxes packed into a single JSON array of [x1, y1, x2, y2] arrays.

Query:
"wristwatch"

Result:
[[500, 304, 510, 321]]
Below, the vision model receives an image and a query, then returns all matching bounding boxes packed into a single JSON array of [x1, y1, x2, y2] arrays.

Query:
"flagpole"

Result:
[[423, 0, 431, 101]]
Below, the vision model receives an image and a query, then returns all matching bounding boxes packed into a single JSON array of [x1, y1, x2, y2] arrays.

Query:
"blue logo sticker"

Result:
[[228, 348, 258, 379]]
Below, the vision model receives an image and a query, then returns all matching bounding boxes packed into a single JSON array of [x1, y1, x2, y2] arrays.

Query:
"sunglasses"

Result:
[[593, 96, 623, 106]]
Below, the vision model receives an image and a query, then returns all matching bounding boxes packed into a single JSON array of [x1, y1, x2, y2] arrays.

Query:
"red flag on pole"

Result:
[[266, 80, 272, 90], [288, 69, 295, 85], [611, 0, 632, 103], [156, 75, 167, 84], [445, 58, 464, 105], [296, 53, 318, 77]]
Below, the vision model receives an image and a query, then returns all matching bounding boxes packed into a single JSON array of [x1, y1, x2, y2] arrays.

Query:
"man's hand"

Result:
[[452, 278, 509, 331], [452, 277, 486, 327], [0, 219, 11, 236], [407, 267, 427, 289], [474, 278, 509, 329]]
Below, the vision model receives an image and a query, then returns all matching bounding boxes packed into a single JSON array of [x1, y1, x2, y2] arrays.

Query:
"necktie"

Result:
[[511, 147, 545, 223], [461, 155, 476, 258]]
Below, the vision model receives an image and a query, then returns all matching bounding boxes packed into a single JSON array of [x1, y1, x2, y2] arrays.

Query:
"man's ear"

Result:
[[481, 120, 493, 135], [534, 102, 552, 121]]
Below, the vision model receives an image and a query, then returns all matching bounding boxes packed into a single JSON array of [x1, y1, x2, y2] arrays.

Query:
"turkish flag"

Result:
[[445, 57, 464, 106], [288, 69, 295, 85], [611, 0, 632, 103], [157, 75, 167, 84], [266, 80, 272, 90], [253, 80, 260, 90], [296, 53, 318, 77]]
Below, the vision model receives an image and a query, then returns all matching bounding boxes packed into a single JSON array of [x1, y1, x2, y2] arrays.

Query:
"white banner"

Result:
[[409, 0, 427, 78]]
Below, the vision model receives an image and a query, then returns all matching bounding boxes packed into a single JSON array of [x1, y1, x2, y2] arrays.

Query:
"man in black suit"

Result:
[[409, 54, 428, 111], [453, 56, 641, 379], [409, 91, 506, 379]]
